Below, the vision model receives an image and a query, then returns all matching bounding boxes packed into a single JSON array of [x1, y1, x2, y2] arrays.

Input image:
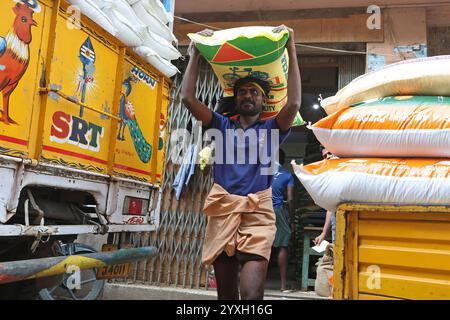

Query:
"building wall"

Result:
[[428, 26, 450, 56], [366, 8, 427, 72], [174, 7, 446, 76], [175, 0, 450, 14]]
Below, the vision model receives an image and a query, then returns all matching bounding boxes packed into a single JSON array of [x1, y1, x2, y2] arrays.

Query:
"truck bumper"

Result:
[[0, 246, 157, 285]]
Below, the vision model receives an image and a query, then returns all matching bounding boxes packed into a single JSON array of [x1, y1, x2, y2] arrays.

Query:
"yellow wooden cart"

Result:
[[333, 204, 450, 300]]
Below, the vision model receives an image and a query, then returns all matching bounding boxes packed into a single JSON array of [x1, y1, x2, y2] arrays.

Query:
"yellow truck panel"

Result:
[[41, 11, 118, 173], [113, 57, 160, 182], [0, 0, 171, 185], [0, 0, 172, 296], [334, 204, 450, 300], [0, 0, 51, 157]]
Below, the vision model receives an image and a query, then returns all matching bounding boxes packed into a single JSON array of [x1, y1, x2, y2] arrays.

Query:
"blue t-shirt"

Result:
[[206, 112, 291, 196], [272, 166, 295, 208]]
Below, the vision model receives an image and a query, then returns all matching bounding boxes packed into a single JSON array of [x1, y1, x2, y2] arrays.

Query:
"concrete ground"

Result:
[[102, 254, 331, 300], [102, 283, 330, 300]]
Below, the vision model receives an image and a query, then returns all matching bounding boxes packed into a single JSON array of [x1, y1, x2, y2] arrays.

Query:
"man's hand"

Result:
[[187, 41, 199, 57], [188, 29, 214, 57], [273, 25, 294, 44], [273, 23, 300, 132], [314, 233, 326, 246], [273, 24, 293, 34], [197, 28, 214, 37]]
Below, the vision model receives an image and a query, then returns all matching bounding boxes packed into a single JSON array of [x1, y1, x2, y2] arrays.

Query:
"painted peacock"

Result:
[[118, 76, 152, 164]]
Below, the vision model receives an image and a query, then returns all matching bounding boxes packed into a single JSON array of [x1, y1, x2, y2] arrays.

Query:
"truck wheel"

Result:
[[38, 243, 105, 300]]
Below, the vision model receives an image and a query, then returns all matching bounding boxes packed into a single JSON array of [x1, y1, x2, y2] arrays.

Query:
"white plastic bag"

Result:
[[142, 28, 181, 60], [67, 0, 117, 36], [134, 46, 179, 77], [321, 56, 450, 115], [102, 8, 144, 47], [130, 0, 173, 24], [132, 0, 176, 43], [97, 0, 145, 28]]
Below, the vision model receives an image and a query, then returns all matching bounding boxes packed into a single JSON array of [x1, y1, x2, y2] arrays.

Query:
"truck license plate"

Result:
[[96, 244, 132, 280]]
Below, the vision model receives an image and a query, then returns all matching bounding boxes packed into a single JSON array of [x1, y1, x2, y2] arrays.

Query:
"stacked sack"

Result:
[[67, 0, 180, 77], [292, 55, 450, 212]]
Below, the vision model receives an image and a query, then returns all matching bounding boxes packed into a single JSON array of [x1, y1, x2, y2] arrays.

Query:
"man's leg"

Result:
[[213, 252, 239, 300], [278, 247, 289, 291], [239, 259, 268, 300]]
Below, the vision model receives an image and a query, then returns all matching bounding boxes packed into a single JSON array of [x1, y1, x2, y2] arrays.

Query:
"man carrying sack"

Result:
[[181, 25, 301, 300]]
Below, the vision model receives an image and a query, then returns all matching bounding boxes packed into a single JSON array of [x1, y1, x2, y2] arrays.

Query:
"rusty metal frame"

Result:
[[38, 87, 122, 121], [30, 0, 60, 160]]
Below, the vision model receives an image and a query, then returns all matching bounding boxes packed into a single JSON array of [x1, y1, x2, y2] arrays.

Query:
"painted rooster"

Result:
[[0, 1, 40, 125]]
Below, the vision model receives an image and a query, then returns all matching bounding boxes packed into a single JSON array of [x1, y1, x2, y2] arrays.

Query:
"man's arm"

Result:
[[314, 211, 332, 245], [274, 26, 302, 132], [180, 43, 213, 126]]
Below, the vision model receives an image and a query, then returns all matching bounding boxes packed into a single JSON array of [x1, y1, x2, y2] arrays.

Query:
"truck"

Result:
[[0, 0, 171, 299]]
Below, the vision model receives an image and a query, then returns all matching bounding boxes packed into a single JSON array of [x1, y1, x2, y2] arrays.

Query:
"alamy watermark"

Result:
[[367, 5, 381, 30], [67, 5, 81, 30], [366, 265, 382, 290], [66, 264, 81, 290], [169, 122, 282, 175]]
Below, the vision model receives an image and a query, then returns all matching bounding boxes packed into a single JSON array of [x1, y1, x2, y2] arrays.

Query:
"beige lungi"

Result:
[[201, 183, 276, 265]]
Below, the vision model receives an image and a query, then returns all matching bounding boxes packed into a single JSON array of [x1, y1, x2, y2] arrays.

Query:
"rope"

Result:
[[174, 15, 406, 57]]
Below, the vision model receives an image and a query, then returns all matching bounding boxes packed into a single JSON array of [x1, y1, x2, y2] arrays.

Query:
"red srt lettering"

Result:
[[50, 111, 104, 152]]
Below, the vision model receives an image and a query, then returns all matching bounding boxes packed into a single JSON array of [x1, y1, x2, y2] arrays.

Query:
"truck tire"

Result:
[[38, 243, 105, 300]]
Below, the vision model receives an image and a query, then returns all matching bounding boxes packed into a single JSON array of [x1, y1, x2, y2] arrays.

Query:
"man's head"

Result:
[[233, 77, 271, 117]]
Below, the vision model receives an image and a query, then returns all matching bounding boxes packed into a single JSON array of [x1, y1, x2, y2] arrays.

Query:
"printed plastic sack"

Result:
[[292, 158, 450, 212], [188, 26, 297, 121], [321, 55, 450, 115], [312, 96, 450, 157]]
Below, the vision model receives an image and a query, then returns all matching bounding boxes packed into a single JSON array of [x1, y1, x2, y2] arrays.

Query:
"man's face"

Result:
[[235, 83, 266, 116]]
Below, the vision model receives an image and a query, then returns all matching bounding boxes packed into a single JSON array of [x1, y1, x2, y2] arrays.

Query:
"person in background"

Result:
[[314, 211, 335, 245], [271, 149, 296, 292]]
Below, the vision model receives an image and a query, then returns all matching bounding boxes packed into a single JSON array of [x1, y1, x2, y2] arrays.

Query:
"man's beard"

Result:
[[236, 100, 262, 116]]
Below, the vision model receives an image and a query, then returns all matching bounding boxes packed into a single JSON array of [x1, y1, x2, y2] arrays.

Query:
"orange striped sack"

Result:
[[292, 158, 450, 212], [311, 96, 450, 158]]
